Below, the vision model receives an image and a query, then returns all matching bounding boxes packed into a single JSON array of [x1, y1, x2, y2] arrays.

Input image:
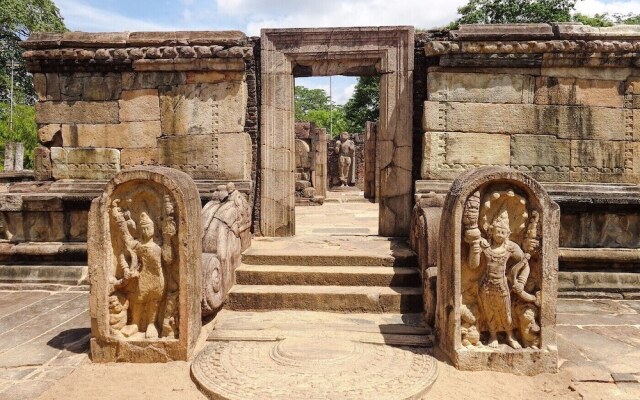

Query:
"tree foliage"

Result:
[[453, 0, 575, 26], [294, 85, 348, 137], [0, 103, 37, 168], [343, 76, 379, 134], [1, 0, 66, 103], [0, 0, 66, 170]]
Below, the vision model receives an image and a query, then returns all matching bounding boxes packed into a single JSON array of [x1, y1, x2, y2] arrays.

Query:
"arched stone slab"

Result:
[[88, 166, 202, 362], [435, 166, 560, 375]]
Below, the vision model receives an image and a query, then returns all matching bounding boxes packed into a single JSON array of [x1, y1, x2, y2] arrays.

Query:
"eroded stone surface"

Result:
[[201, 183, 251, 316], [436, 167, 560, 375], [88, 166, 202, 362], [192, 337, 437, 400]]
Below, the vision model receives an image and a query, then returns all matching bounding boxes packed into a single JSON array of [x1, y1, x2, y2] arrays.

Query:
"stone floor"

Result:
[[0, 293, 637, 399], [0, 203, 638, 399], [295, 197, 378, 236]]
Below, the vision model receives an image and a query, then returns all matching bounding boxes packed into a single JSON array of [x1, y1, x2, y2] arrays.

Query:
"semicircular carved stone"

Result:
[[435, 166, 559, 375], [88, 166, 202, 362], [201, 182, 252, 316]]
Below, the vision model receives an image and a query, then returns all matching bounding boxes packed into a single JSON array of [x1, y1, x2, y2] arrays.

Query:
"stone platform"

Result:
[[191, 310, 438, 400]]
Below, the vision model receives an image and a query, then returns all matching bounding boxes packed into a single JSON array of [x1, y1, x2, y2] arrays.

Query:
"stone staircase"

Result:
[[227, 238, 423, 313]]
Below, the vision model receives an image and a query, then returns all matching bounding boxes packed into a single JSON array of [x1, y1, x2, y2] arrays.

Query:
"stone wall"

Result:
[[23, 31, 255, 184], [416, 23, 640, 294], [421, 24, 640, 184]]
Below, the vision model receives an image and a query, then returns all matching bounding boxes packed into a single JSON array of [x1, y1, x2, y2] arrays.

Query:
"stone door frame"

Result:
[[260, 27, 414, 237]]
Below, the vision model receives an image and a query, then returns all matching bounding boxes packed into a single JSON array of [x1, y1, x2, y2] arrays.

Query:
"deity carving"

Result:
[[334, 132, 355, 187], [461, 188, 542, 350], [108, 190, 178, 340]]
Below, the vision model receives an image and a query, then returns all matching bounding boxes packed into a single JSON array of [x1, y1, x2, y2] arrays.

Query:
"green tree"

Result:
[[574, 12, 640, 26], [0, 103, 37, 168], [305, 107, 349, 137], [295, 86, 330, 121], [452, 0, 575, 27], [1, 0, 66, 103], [0, 0, 66, 170], [343, 76, 379, 134]]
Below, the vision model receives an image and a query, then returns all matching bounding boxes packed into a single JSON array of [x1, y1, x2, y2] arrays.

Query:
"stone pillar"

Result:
[[4, 142, 15, 171], [89, 166, 202, 362], [364, 121, 377, 201], [312, 127, 327, 198], [435, 166, 559, 375], [14, 142, 24, 171]]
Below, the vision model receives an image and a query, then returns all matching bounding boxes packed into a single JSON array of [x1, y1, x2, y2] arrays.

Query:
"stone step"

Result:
[[227, 285, 423, 313], [207, 309, 432, 346], [0, 264, 88, 285], [242, 242, 416, 267], [235, 264, 421, 287], [0, 242, 87, 263]]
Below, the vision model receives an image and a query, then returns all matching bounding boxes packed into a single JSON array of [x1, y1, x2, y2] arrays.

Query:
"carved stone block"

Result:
[[159, 82, 247, 135], [435, 166, 559, 375], [89, 166, 202, 362], [51, 147, 120, 180], [200, 183, 251, 316]]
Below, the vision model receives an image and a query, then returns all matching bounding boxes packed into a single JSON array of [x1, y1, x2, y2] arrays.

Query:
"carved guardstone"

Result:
[[201, 182, 252, 316], [435, 166, 559, 375], [89, 166, 202, 362]]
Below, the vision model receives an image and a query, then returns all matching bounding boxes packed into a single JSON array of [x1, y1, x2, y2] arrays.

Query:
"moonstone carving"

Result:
[[89, 166, 202, 362], [436, 167, 559, 375]]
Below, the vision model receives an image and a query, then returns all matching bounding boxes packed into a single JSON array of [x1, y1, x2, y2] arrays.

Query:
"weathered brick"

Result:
[[160, 82, 247, 135], [428, 72, 534, 103], [534, 77, 623, 107], [120, 148, 159, 168], [51, 147, 120, 180], [511, 134, 571, 168], [423, 101, 626, 140], [118, 89, 160, 122], [61, 121, 161, 148], [36, 101, 119, 124]]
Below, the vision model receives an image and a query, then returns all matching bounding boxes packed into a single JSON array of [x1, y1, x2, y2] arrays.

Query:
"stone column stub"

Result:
[[88, 166, 202, 362], [435, 166, 559, 375]]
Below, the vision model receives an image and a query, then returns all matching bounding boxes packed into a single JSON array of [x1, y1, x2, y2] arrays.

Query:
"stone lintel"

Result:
[[23, 31, 247, 50]]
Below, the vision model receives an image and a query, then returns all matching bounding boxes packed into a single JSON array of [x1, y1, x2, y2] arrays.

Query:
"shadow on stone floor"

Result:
[[46, 328, 90, 353]]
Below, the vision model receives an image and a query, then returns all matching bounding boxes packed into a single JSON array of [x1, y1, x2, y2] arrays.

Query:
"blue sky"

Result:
[[53, 0, 640, 104]]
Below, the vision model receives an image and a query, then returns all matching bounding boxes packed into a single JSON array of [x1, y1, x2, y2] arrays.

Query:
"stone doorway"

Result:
[[260, 27, 414, 237]]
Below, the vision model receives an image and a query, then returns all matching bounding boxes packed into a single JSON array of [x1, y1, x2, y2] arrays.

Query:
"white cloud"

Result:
[[56, 0, 176, 32], [575, 0, 640, 16], [217, 0, 468, 35]]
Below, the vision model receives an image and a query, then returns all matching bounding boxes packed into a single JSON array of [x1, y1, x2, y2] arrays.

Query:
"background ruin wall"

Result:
[[1, 24, 640, 292]]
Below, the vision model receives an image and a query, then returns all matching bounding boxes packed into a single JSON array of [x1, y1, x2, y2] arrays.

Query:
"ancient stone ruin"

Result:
[[0, 21, 638, 396], [88, 166, 202, 362], [294, 122, 327, 205], [201, 182, 252, 316], [436, 167, 560, 374]]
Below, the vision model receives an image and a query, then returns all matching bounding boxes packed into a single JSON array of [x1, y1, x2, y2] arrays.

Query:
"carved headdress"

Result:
[[139, 212, 154, 228], [491, 208, 510, 231]]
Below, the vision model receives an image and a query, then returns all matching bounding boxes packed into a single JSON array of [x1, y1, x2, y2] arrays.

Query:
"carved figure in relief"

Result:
[[334, 132, 355, 187], [460, 299, 481, 348], [110, 197, 176, 339], [201, 183, 252, 315], [463, 189, 542, 350], [108, 293, 129, 336]]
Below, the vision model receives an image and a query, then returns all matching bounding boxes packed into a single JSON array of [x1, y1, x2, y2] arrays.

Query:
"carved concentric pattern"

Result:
[[191, 338, 438, 400]]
